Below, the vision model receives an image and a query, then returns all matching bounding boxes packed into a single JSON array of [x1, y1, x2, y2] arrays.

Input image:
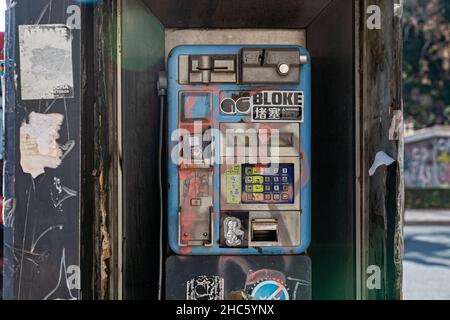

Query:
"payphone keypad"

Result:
[[240, 164, 294, 204]]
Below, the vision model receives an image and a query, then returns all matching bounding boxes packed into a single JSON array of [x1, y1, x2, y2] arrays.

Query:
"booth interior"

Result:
[[119, 0, 356, 299]]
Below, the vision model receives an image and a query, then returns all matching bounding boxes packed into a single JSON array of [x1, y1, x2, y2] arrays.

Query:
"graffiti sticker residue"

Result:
[[186, 276, 224, 300], [19, 24, 74, 100], [20, 112, 64, 178], [225, 164, 241, 204], [223, 217, 245, 247]]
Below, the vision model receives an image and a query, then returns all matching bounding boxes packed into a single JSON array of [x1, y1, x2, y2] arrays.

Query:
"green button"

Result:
[[253, 176, 264, 184], [253, 185, 264, 193]]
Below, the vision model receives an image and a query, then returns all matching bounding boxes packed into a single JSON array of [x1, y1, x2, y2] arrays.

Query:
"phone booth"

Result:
[[4, 0, 404, 301]]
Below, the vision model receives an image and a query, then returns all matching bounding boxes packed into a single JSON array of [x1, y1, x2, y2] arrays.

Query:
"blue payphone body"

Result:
[[167, 45, 311, 255]]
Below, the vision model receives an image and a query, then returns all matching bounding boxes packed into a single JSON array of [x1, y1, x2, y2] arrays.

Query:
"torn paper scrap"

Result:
[[19, 24, 74, 100], [20, 112, 65, 178], [369, 151, 396, 176]]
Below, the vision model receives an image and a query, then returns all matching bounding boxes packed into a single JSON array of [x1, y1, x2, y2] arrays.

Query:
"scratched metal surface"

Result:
[[3, 0, 82, 300]]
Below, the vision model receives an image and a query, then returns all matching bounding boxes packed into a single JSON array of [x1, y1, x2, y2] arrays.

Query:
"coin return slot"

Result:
[[251, 219, 278, 243]]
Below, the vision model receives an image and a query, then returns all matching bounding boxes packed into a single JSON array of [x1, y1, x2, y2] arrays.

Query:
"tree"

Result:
[[403, 0, 450, 129]]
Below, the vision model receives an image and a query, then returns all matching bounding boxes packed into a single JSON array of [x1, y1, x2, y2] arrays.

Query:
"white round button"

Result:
[[278, 63, 290, 75]]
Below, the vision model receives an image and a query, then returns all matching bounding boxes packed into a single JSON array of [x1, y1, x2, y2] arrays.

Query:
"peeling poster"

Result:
[[19, 24, 74, 100], [20, 112, 65, 178]]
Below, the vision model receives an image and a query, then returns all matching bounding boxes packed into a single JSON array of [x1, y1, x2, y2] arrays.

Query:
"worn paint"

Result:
[[359, 0, 404, 300], [99, 171, 111, 299], [19, 112, 64, 178], [4, 0, 82, 300]]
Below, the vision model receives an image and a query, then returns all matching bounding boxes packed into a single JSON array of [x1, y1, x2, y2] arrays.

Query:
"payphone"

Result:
[[164, 45, 312, 300], [166, 45, 311, 255]]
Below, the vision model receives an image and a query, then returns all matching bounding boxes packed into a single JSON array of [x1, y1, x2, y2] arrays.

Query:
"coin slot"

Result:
[[251, 219, 278, 243]]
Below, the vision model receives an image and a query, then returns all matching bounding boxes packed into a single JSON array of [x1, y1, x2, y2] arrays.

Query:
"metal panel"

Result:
[[179, 168, 214, 246], [249, 211, 300, 247], [219, 123, 301, 158], [166, 29, 306, 62], [166, 255, 312, 300]]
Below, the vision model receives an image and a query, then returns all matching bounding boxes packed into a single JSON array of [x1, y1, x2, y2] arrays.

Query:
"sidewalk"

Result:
[[405, 209, 450, 225]]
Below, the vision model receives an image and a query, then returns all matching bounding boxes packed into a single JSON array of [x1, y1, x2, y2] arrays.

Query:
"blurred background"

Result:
[[402, 0, 450, 300]]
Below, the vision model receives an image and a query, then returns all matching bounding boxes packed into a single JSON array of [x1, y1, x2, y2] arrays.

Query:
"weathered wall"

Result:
[[3, 0, 83, 299], [359, 0, 404, 299]]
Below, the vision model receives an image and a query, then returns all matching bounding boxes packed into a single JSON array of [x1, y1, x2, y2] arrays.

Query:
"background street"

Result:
[[403, 210, 450, 300]]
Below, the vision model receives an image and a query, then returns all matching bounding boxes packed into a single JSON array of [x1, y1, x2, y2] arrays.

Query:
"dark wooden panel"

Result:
[[143, 0, 332, 28], [121, 0, 165, 299], [307, 0, 356, 299]]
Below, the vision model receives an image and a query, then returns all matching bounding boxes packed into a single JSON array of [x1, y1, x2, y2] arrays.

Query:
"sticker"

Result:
[[220, 212, 248, 248], [245, 269, 290, 300], [19, 25, 74, 100], [225, 164, 241, 204], [186, 276, 224, 300], [251, 280, 290, 300], [251, 91, 304, 122], [219, 91, 252, 115], [223, 217, 245, 247]]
